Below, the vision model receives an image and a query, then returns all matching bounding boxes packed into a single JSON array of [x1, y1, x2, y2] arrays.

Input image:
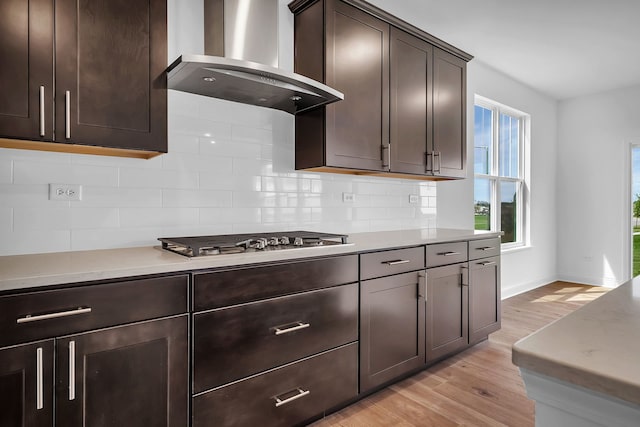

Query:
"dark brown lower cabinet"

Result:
[[0, 340, 54, 427], [55, 315, 188, 427], [426, 262, 468, 362], [360, 271, 426, 391], [469, 255, 501, 344], [192, 343, 358, 427]]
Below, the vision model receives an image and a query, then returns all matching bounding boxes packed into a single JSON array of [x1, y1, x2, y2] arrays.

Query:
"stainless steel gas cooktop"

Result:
[[158, 231, 348, 258]]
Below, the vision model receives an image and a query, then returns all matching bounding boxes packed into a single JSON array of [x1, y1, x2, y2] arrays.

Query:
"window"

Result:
[[474, 96, 529, 248]]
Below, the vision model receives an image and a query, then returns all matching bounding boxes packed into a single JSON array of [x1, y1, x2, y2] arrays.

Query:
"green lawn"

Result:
[[474, 214, 489, 230]]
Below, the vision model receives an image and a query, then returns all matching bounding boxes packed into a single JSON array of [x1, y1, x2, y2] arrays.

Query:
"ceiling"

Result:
[[368, 0, 640, 100]]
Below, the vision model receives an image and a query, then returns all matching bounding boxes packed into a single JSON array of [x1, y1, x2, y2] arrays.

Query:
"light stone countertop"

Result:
[[512, 278, 640, 406], [0, 228, 500, 292]]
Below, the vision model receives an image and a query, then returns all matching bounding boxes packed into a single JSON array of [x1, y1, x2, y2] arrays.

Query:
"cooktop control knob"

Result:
[[293, 237, 304, 246], [268, 237, 279, 246], [255, 238, 268, 249], [280, 236, 290, 245]]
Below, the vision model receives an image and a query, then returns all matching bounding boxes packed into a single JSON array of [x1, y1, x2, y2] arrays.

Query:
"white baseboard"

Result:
[[501, 276, 557, 300], [556, 274, 620, 288]]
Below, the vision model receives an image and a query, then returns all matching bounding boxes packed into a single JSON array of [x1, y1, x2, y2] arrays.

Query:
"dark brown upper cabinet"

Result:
[[289, 0, 472, 180], [0, 0, 167, 159]]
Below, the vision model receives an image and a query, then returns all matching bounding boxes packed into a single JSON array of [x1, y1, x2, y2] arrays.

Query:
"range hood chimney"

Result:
[[167, 0, 343, 114]]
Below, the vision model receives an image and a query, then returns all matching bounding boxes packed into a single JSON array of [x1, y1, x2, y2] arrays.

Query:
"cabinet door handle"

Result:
[[273, 321, 310, 336], [68, 341, 76, 401], [479, 261, 497, 266], [36, 347, 44, 410], [460, 265, 469, 287], [418, 271, 427, 300], [274, 388, 310, 407], [65, 90, 71, 139], [435, 151, 442, 173], [39, 86, 45, 136], [383, 259, 410, 266], [438, 251, 461, 257], [17, 307, 92, 324], [425, 152, 432, 173], [381, 145, 390, 170]]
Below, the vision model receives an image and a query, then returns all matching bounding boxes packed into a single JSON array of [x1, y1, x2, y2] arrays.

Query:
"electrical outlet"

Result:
[[49, 183, 82, 201], [342, 192, 355, 203], [409, 195, 419, 204]]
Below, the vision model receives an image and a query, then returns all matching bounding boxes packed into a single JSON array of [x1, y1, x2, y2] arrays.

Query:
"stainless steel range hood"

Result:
[[167, 0, 343, 114]]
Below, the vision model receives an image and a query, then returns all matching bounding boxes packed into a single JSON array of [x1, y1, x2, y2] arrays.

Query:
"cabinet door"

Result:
[[56, 315, 188, 427], [432, 48, 466, 178], [0, 340, 53, 427], [54, 0, 167, 152], [325, 0, 389, 171], [360, 271, 425, 391], [389, 27, 432, 175], [426, 263, 468, 362], [469, 256, 501, 343], [0, 0, 54, 141]]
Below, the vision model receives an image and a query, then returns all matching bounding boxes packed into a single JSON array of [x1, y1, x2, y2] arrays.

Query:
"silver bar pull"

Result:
[[39, 86, 45, 136], [381, 145, 391, 170], [68, 341, 76, 401], [418, 271, 427, 300], [477, 246, 494, 251], [274, 388, 310, 407], [17, 307, 92, 324], [434, 151, 442, 173], [425, 152, 432, 173], [460, 265, 469, 287], [273, 321, 310, 336], [383, 259, 410, 266], [36, 347, 43, 410], [439, 251, 461, 257], [65, 90, 71, 139], [479, 261, 497, 266]]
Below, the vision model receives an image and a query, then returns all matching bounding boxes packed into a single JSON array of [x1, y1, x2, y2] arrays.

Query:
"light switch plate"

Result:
[[342, 192, 355, 203], [409, 195, 419, 204]]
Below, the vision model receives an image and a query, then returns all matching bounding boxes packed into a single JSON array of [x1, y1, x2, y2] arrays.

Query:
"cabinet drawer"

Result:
[[192, 343, 358, 427], [469, 237, 500, 260], [426, 242, 467, 267], [360, 246, 425, 280], [193, 283, 358, 393], [193, 254, 358, 310], [0, 275, 188, 347]]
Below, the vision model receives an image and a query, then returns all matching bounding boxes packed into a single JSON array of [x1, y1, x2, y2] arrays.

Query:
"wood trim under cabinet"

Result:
[[0, 138, 164, 159]]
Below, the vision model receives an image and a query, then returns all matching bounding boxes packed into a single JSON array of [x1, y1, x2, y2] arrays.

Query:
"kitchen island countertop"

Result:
[[0, 228, 500, 292], [513, 277, 640, 406]]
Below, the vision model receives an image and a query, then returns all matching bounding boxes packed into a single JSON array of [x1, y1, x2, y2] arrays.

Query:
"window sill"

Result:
[[501, 244, 532, 254]]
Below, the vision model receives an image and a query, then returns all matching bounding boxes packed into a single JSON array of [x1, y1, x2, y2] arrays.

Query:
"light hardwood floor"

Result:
[[310, 281, 609, 427]]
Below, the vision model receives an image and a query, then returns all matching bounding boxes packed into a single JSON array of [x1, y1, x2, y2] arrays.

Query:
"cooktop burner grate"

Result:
[[158, 231, 348, 257]]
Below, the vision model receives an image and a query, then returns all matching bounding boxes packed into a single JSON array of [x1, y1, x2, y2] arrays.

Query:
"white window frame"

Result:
[[474, 95, 530, 250]]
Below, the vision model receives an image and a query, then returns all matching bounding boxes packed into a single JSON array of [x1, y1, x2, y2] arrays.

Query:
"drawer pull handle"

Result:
[[17, 307, 92, 324], [479, 261, 497, 266], [477, 246, 494, 251], [273, 322, 310, 336], [68, 341, 76, 401], [383, 259, 410, 266], [439, 251, 461, 256], [39, 86, 45, 136], [36, 347, 43, 410], [274, 388, 310, 407]]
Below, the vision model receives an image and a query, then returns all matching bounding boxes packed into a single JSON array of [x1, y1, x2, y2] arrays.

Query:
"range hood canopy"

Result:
[[167, 0, 343, 114]]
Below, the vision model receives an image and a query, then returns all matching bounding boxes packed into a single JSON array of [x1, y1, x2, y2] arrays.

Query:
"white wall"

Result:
[[438, 61, 559, 298], [0, 0, 436, 256], [557, 84, 640, 287]]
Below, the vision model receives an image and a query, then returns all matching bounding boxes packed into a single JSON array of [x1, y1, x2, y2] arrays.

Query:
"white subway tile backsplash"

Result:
[[0, 208, 12, 232], [14, 161, 118, 186], [120, 208, 199, 228], [0, 159, 12, 183], [200, 207, 261, 225], [163, 189, 232, 208], [0, 230, 71, 255], [0, 94, 437, 256]]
